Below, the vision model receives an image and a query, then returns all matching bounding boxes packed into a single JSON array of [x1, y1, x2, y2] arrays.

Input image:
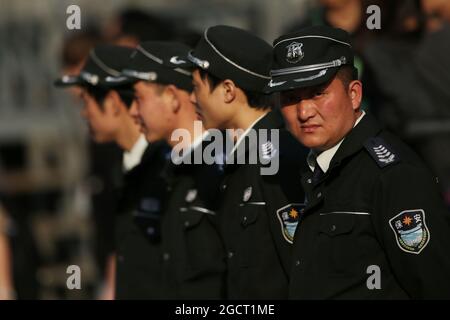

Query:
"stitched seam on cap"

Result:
[[173, 68, 191, 76], [204, 28, 271, 80], [137, 45, 164, 64], [274, 35, 351, 48], [90, 51, 121, 76]]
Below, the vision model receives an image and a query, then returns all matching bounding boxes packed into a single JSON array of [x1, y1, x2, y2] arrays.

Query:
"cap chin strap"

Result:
[[80, 71, 99, 85], [122, 69, 157, 81], [187, 51, 210, 69], [271, 56, 347, 77], [60, 75, 79, 84], [293, 69, 328, 83], [105, 76, 129, 83]]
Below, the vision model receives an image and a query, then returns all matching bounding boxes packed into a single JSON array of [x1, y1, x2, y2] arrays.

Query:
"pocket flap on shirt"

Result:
[[181, 208, 205, 229], [239, 204, 261, 227], [319, 214, 355, 236]]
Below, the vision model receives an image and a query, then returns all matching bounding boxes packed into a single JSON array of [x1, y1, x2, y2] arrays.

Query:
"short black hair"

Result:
[[84, 85, 134, 109], [114, 84, 135, 108], [336, 65, 358, 89], [198, 69, 272, 110]]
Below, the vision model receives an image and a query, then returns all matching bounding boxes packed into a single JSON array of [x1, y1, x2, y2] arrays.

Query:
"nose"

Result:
[[296, 99, 316, 122]]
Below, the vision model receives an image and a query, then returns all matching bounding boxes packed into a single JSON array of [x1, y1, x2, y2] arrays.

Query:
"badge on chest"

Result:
[[276, 203, 305, 244]]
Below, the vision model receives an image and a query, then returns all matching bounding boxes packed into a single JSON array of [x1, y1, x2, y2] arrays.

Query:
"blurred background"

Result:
[[0, 0, 449, 299]]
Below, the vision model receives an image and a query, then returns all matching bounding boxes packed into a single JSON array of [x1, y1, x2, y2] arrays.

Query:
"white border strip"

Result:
[[274, 35, 351, 48], [319, 211, 371, 216]]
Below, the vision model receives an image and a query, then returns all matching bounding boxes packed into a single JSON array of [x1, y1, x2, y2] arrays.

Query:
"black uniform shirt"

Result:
[[115, 141, 171, 299], [218, 110, 307, 299], [160, 136, 226, 299]]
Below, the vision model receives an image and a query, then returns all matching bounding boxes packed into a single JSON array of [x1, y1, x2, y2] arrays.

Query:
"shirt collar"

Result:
[[123, 134, 148, 172], [308, 111, 366, 173]]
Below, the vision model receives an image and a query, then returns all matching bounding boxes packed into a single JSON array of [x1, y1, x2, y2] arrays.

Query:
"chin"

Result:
[[92, 135, 104, 144], [145, 132, 161, 144], [202, 120, 215, 130], [299, 137, 325, 150], [94, 136, 114, 144]]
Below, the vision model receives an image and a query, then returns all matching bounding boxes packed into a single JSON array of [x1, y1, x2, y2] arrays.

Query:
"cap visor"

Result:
[[102, 76, 135, 87], [53, 75, 85, 88]]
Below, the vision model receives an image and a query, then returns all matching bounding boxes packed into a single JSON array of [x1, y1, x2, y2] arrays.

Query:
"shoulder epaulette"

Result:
[[364, 136, 400, 168]]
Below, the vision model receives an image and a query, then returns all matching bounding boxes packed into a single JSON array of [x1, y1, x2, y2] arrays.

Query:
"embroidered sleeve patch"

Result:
[[276, 203, 305, 244], [389, 209, 430, 254]]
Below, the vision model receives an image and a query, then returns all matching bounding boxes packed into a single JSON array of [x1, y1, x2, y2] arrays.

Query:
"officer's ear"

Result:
[[104, 91, 122, 117], [164, 84, 181, 113], [221, 79, 237, 104], [348, 80, 362, 111]]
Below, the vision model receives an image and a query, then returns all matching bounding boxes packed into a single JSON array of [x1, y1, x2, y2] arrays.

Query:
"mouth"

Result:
[[133, 117, 147, 133], [139, 122, 148, 134], [300, 124, 321, 133]]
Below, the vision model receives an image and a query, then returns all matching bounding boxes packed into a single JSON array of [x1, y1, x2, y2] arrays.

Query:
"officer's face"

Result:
[[279, 76, 362, 152], [191, 70, 232, 130], [133, 81, 174, 143], [79, 90, 119, 143]]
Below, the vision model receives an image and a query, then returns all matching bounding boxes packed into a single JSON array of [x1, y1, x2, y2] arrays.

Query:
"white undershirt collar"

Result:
[[308, 111, 366, 173], [123, 134, 148, 172]]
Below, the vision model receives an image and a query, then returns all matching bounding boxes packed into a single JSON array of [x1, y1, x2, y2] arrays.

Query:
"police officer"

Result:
[[188, 25, 307, 299], [55, 44, 170, 299], [124, 41, 226, 299], [266, 25, 450, 299]]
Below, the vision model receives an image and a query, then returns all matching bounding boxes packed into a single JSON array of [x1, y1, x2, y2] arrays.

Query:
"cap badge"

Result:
[[286, 42, 304, 64]]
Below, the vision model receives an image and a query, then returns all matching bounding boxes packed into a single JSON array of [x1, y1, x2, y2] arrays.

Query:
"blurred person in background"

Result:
[[59, 28, 124, 299], [0, 205, 15, 300], [363, 0, 450, 207], [418, 0, 450, 206], [102, 7, 201, 48], [102, 8, 175, 47], [55, 44, 151, 299], [421, 0, 450, 31], [285, 0, 405, 54]]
